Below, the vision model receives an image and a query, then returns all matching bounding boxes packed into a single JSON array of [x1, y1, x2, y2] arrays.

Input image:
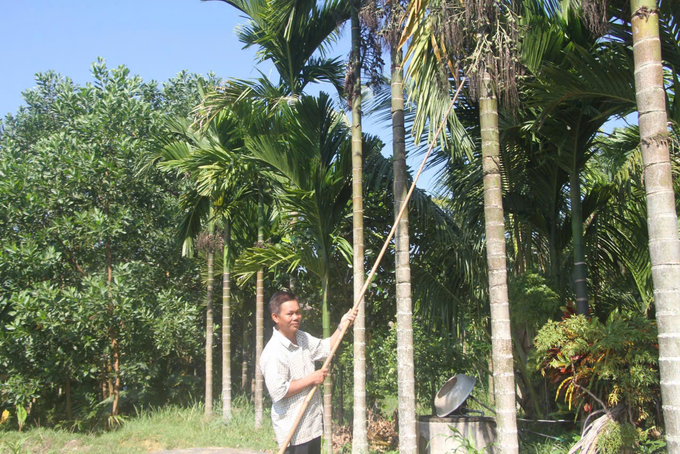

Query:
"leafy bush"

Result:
[[596, 421, 637, 454], [533, 311, 659, 425], [0, 62, 211, 428], [367, 318, 488, 413]]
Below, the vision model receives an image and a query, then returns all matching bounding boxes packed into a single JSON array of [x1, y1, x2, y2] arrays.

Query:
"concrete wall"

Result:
[[417, 415, 497, 453]]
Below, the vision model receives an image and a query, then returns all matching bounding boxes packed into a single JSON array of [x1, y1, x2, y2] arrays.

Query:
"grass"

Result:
[[0, 392, 587, 454], [0, 396, 277, 453]]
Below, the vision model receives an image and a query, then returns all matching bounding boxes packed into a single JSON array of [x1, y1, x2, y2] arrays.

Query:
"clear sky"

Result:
[[1, 1, 272, 116], [0, 1, 453, 194]]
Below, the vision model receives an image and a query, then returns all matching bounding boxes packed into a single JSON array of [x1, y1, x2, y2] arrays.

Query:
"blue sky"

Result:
[[1, 1, 271, 115], [1, 0, 442, 191]]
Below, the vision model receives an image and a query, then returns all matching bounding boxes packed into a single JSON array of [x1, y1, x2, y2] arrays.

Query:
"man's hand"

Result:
[[309, 368, 329, 385], [285, 368, 329, 397], [339, 307, 359, 331]]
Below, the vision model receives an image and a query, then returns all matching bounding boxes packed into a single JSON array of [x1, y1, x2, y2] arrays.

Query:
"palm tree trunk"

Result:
[[479, 69, 519, 453], [205, 206, 215, 418], [222, 218, 232, 423], [254, 190, 265, 428], [350, 3, 368, 452], [391, 46, 417, 454], [242, 323, 248, 390], [631, 1, 680, 451], [322, 269, 332, 454], [570, 170, 589, 315]]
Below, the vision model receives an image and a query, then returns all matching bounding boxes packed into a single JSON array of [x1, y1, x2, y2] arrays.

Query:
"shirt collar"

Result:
[[273, 326, 299, 349]]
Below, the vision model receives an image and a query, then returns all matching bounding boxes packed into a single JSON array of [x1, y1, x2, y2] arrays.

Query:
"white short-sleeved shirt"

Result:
[[260, 327, 331, 447]]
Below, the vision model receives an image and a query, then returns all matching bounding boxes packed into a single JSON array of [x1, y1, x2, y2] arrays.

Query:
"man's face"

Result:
[[272, 299, 301, 336]]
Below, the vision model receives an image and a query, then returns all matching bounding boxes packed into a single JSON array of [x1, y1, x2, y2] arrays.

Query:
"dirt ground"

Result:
[[153, 449, 270, 454]]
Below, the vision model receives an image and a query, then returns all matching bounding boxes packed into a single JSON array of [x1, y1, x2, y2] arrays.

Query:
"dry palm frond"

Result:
[[567, 404, 625, 454]]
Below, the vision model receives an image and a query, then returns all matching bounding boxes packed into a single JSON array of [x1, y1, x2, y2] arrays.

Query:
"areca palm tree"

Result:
[[150, 109, 256, 420], [628, 1, 680, 449], [520, 2, 637, 311], [207, 0, 348, 97], [348, 2, 368, 452], [202, 0, 352, 428], [377, 0, 419, 450], [150, 118, 219, 418], [554, 0, 680, 444], [401, 1, 522, 450], [233, 93, 381, 449]]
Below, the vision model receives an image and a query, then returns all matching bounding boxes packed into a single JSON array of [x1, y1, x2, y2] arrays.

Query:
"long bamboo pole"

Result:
[[276, 78, 468, 454]]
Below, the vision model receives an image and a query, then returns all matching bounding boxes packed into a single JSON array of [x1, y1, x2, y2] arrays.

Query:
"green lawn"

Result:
[[0, 399, 277, 454]]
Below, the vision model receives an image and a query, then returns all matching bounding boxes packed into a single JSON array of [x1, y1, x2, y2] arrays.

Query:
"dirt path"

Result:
[[153, 449, 270, 454]]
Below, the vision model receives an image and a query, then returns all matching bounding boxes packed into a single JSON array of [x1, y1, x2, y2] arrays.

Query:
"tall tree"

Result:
[[152, 103, 254, 422], [222, 217, 232, 422], [349, 3, 368, 452], [630, 0, 680, 449], [391, 46, 417, 454], [203, 1, 352, 427], [401, 1, 522, 450], [383, 0, 418, 450], [0, 63, 206, 424], [204, 205, 216, 418], [254, 188, 265, 428]]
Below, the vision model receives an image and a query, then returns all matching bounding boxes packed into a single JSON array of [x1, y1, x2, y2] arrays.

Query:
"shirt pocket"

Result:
[[272, 404, 287, 420]]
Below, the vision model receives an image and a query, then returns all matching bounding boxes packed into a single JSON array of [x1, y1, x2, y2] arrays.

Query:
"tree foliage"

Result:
[[0, 61, 212, 426]]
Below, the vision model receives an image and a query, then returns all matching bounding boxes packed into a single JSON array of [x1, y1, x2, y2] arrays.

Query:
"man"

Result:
[[260, 291, 358, 454]]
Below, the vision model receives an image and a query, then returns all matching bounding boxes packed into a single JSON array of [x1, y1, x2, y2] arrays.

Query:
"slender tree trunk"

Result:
[[479, 70, 519, 453], [570, 170, 589, 315], [512, 333, 543, 419], [65, 377, 72, 421], [289, 214, 298, 292], [631, 2, 680, 451], [110, 331, 120, 416], [350, 4, 368, 452], [205, 206, 215, 418], [391, 46, 417, 454], [222, 219, 232, 423], [105, 214, 120, 417], [512, 216, 521, 274], [522, 222, 533, 271], [254, 190, 265, 428], [242, 323, 248, 390], [337, 362, 344, 426], [322, 269, 332, 454]]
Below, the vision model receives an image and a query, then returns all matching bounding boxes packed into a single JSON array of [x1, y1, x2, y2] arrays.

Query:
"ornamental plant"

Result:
[[534, 311, 660, 426]]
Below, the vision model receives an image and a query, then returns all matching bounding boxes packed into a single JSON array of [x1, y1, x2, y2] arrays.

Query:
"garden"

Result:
[[1, 0, 678, 453]]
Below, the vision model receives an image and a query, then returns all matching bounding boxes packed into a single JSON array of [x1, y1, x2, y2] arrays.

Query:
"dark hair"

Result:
[[269, 291, 298, 316]]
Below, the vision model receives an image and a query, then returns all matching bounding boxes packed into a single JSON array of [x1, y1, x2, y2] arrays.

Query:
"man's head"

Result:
[[269, 291, 301, 339], [269, 291, 298, 316]]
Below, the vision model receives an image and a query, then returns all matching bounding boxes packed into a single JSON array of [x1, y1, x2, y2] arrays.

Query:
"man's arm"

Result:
[[284, 368, 328, 398], [291, 307, 359, 393]]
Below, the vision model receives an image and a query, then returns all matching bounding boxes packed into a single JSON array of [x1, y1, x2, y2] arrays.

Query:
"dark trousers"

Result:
[[285, 436, 321, 454]]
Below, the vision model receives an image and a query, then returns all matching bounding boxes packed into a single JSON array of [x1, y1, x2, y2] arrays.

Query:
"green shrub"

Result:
[[366, 319, 488, 413], [533, 311, 659, 426], [596, 421, 637, 454]]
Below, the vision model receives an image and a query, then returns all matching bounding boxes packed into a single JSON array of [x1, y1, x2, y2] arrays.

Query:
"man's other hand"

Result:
[[310, 368, 329, 385], [339, 307, 359, 331]]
